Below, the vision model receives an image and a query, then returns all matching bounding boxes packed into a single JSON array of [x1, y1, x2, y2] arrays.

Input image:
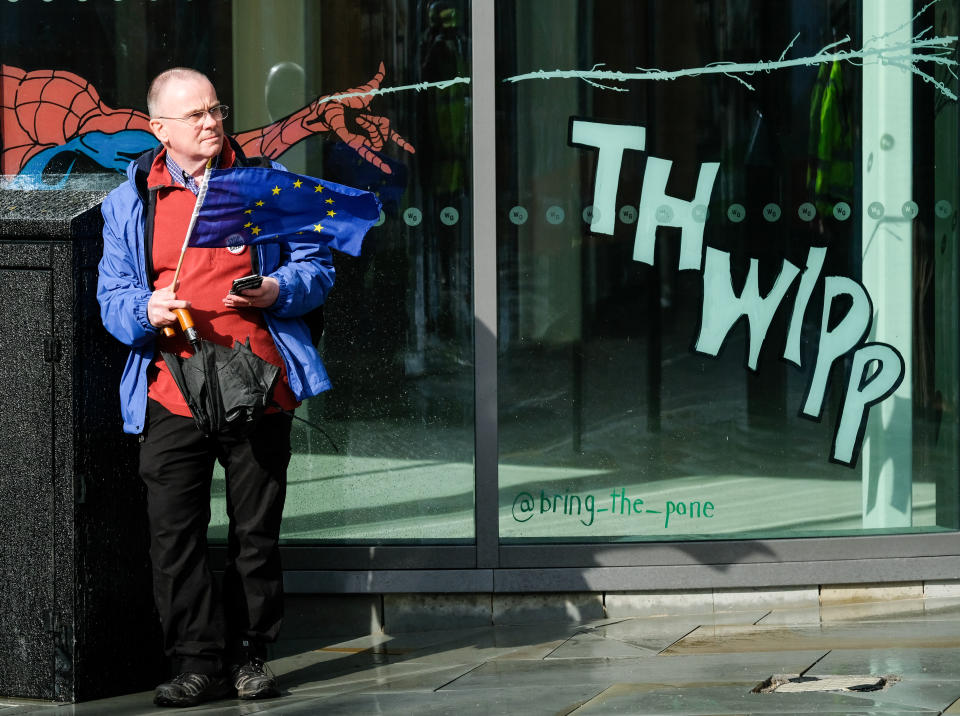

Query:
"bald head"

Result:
[[147, 67, 225, 178], [147, 67, 213, 117]]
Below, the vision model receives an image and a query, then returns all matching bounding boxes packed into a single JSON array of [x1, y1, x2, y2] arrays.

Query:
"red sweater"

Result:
[[146, 145, 298, 416]]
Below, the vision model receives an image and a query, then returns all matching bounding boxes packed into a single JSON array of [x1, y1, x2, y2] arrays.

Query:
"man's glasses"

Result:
[[154, 104, 229, 126]]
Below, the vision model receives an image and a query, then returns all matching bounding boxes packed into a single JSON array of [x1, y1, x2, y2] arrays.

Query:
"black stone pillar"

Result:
[[0, 189, 163, 702]]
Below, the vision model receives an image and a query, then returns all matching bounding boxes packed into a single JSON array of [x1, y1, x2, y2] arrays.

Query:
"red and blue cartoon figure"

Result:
[[1, 63, 414, 188]]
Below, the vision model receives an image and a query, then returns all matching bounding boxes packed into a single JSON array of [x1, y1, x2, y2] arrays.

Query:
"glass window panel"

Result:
[[496, 0, 960, 541], [0, 0, 474, 545], [1, 1, 233, 188], [215, 0, 476, 544]]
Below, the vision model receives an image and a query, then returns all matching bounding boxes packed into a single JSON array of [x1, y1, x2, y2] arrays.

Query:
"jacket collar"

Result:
[[133, 135, 248, 202]]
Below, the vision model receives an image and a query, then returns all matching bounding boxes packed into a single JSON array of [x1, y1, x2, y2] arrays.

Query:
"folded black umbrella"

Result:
[[161, 338, 280, 438]]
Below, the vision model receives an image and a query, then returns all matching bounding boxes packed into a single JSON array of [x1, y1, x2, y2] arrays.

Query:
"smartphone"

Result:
[[230, 273, 263, 294]]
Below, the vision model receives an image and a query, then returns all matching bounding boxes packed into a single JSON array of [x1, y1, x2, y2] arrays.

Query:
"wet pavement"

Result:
[[4, 595, 960, 714]]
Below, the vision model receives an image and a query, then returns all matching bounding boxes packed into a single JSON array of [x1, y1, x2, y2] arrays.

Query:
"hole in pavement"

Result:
[[753, 674, 900, 694]]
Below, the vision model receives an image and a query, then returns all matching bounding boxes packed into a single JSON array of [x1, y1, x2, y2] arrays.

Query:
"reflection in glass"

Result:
[[496, 0, 960, 541], [213, 0, 475, 543]]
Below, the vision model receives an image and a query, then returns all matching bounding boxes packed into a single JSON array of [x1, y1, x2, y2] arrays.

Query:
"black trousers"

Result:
[[139, 399, 292, 675]]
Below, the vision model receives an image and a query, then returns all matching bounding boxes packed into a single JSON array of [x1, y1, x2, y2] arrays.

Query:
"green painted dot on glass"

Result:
[[656, 205, 674, 223], [403, 207, 422, 227], [582, 206, 600, 224], [867, 201, 885, 220], [440, 207, 459, 226], [546, 206, 565, 225], [727, 203, 745, 223], [509, 206, 528, 225]]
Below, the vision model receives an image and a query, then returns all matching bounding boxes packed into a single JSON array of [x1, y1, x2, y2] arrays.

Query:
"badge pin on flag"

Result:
[[188, 166, 382, 256]]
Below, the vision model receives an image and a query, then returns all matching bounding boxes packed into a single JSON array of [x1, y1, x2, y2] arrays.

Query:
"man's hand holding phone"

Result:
[[223, 273, 280, 309]]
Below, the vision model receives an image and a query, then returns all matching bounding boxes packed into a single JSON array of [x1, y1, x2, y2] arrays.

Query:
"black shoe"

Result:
[[232, 658, 279, 700], [153, 672, 234, 707]]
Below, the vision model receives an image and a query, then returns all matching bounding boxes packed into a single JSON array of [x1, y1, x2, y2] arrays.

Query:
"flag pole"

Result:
[[162, 158, 214, 339], [171, 157, 214, 289]]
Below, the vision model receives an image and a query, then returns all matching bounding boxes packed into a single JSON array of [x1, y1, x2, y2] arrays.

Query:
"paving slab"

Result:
[[570, 682, 938, 714], [865, 681, 960, 713], [755, 606, 823, 626], [394, 621, 602, 663], [315, 625, 491, 653], [757, 603, 937, 626], [279, 659, 477, 696], [268, 640, 410, 681], [235, 685, 604, 715], [401, 634, 568, 664], [819, 599, 929, 623], [564, 611, 771, 654], [489, 639, 570, 661], [544, 631, 661, 659], [683, 610, 772, 626], [272, 624, 527, 669], [918, 598, 960, 619], [808, 647, 960, 681], [662, 621, 960, 655], [758, 598, 960, 626], [442, 651, 828, 690], [10, 598, 960, 714], [816, 598, 960, 623], [571, 619, 694, 652], [0, 693, 158, 715]]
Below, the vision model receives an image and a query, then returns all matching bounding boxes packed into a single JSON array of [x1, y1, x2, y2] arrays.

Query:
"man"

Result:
[[97, 68, 334, 707]]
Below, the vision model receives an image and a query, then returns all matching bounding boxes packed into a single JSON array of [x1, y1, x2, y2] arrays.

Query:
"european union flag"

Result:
[[188, 166, 382, 256]]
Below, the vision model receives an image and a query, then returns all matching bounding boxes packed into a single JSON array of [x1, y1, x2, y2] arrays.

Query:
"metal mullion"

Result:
[[472, 0, 499, 569]]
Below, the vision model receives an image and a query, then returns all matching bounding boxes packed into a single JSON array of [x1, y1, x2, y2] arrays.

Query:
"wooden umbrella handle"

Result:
[[161, 308, 196, 338]]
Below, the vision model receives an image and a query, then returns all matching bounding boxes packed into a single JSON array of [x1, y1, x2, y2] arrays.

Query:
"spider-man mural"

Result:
[[1, 62, 414, 188]]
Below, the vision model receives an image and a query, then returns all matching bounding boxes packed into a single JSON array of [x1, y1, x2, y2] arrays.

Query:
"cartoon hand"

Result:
[[304, 62, 416, 175]]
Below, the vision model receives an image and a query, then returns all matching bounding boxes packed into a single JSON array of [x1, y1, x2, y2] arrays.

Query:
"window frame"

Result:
[[247, 0, 960, 593]]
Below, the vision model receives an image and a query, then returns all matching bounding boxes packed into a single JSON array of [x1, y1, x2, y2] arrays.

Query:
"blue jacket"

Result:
[[97, 148, 335, 434]]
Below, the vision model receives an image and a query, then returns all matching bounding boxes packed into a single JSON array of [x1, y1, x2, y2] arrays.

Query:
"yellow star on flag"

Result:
[[313, 223, 323, 233], [256, 200, 265, 207], [272, 185, 281, 196], [244, 221, 252, 228], [251, 226, 261, 235], [327, 210, 337, 217], [325, 198, 334, 204], [293, 179, 303, 189], [244, 209, 253, 214], [314, 184, 323, 193]]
